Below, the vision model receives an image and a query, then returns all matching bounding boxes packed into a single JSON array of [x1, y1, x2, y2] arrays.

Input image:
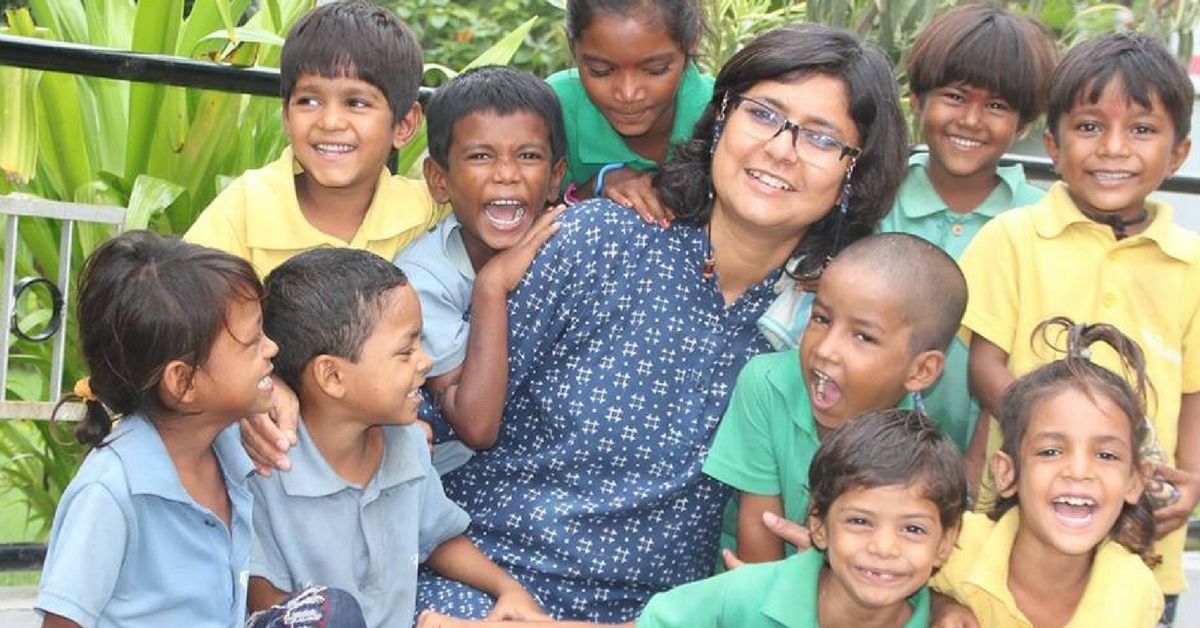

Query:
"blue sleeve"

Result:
[[400, 256, 471, 378], [36, 483, 129, 628], [412, 426, 470, 559], [248, 477, 297, 593]]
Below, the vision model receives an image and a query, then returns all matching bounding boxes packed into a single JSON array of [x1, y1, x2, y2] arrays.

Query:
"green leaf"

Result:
[[124, 0, 184, 181], [27, 0, 87, 43], [125, 175, 185, 231], [179, 0, 254, 58], [1039, 0, 1076, 32], [462, 17, 538, 70]]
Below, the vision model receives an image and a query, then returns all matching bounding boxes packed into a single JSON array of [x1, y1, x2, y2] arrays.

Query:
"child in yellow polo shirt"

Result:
[[958, 33, 1199, 625], [185, 1, 446, 277], [933, 318, 1163, 627]]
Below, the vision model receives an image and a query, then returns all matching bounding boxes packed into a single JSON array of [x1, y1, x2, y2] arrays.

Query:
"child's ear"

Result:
[[392, 102, 424, 150], [904, 349, 945, 393], [423, 157, 452, 204], [160, 360, 198, 406], [991, 450, 1018, 499], [807, 512, 827, 551], [309, 355, 348, 399], [1126, 457, 1152, 506], [934, 522, 960, 568], [548, 158, 567, 203], [1168, 137, 1192, 176], [1043, 128, 1061, 172]]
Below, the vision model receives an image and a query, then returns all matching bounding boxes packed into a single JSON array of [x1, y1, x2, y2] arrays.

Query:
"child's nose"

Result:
[[319, 104, 347, 129], [613, 73, 643, 104], [493, 155, 520, 182], [868, 527, 901, 557], [1099, 128, 1132, 157], [263, 335, 280, 359]]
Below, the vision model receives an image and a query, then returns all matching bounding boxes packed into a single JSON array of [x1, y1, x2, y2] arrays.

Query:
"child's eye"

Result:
[[585, 66, 614, 78], [1131, 124, 1156, 136], [853, 331, 877, 344], [644, 65, 672, 76], [466, 152, 493, 161], [809, 312, 830, 326], [1035, 447, 1062, 457], [902, 524, 927, 535], [845, 516, 870, 527], [346, 98, 370, 109], [940, 90, 965, 104], [1075, 121, 1101, 134], [986, 100, 1012, 112], [518, 151, 545, 161], [293, 96, 318, 107], [1097, 450, 1122, 461]]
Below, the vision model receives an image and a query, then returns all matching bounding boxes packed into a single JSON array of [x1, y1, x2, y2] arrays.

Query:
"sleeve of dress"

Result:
[[635, 572, 730, 628], [702, 356, 781, 496], [957, 214, 1021, 353], [36, 483, 129, 628]]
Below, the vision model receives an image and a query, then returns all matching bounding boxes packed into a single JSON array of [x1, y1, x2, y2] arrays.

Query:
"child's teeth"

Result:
[[815, 375, 827, 400]]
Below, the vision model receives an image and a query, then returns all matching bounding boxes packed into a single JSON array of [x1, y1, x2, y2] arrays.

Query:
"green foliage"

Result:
[[391, 0, 570, 85]]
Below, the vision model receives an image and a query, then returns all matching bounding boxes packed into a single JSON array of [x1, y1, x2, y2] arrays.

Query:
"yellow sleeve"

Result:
[[958, 213, 1023, 354], [184, 181, 252, 261]]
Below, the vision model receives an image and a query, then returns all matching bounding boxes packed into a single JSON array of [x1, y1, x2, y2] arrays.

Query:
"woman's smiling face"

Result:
[[709, 75, 859, 239]]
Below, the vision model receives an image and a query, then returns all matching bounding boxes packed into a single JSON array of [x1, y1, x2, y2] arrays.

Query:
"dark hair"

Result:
[[62, 231, 263, 447], [832, 233, 966, 353], [656, 23, 907, 279], [565, 0, 705, 54], [809, 409, 968, 531], [263, 248, 410, 394], [1047, 32, 1193, 144], [426, 65, 567, 168], [280, 0, 423, 123], [991, 316, 1159, 567], [908, 4, 1056, 127]]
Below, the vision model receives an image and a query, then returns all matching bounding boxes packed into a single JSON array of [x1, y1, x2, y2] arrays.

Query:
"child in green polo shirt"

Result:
[[549, 0, 713, 226], [415, 408, 967, 628], [703, 233, 967, 565], [876, 4, 1057, 451]]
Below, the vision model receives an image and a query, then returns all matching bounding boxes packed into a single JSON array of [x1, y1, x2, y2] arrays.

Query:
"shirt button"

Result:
[[1102, 293, 1116, 307], [951, 224, 965, 236]]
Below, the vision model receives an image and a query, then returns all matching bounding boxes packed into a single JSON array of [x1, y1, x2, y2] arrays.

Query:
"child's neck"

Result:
[[1007, 527, 1092, 628], [295, 174, 375, 243], [815, 566, 913, 628], [155, 414, 232, 527], [926, 160, 1001, 215], [301, 401, 385, 486]]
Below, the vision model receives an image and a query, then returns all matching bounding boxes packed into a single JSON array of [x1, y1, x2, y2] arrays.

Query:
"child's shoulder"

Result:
[[740, 349, 802, 382]]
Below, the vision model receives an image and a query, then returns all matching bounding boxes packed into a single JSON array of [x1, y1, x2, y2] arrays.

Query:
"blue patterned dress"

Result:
[[416, 199, 779, 622]]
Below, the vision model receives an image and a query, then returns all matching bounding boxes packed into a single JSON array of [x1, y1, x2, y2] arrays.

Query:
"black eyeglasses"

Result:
[[728, 94, 861, 168]]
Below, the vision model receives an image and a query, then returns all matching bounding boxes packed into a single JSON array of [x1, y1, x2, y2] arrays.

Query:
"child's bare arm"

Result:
[[735, 493, 788, 563], [433, 206, 565, 449], [1153, 391, 1200, 537], [41, 614, 84, 628], [425, 536, 546, 621], [248, 576, 289, 613], [966, 335, 1013, 419]]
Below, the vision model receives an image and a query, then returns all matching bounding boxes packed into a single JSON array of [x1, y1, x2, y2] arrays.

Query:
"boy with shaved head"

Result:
[[704, 233, 969, 564]]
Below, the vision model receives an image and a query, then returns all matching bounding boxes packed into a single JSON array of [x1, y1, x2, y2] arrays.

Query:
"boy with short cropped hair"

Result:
[[959, 32, 1200, 625], [394, 65, 566, 471], [703, 233, 968, 564], [877, 4, 1056, 451], [186, 0, 446, 278], [249, 248, 545, 628], [415, 409, 967, 628]]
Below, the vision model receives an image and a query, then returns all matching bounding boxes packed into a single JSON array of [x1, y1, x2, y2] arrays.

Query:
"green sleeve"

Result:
[[702, 354, 783, 496], [636, 574, 728, 628]]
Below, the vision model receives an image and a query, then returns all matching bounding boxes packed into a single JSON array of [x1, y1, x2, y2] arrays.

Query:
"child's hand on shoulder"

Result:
[[485, 585, 548, 622], [477, 204, 568, 294], [1151, 462, 1200, 537], [602, 169, 674, 228]]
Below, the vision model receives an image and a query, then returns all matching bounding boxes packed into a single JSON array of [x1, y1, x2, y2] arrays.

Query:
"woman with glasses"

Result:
[[412, 22, 907, 623]]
